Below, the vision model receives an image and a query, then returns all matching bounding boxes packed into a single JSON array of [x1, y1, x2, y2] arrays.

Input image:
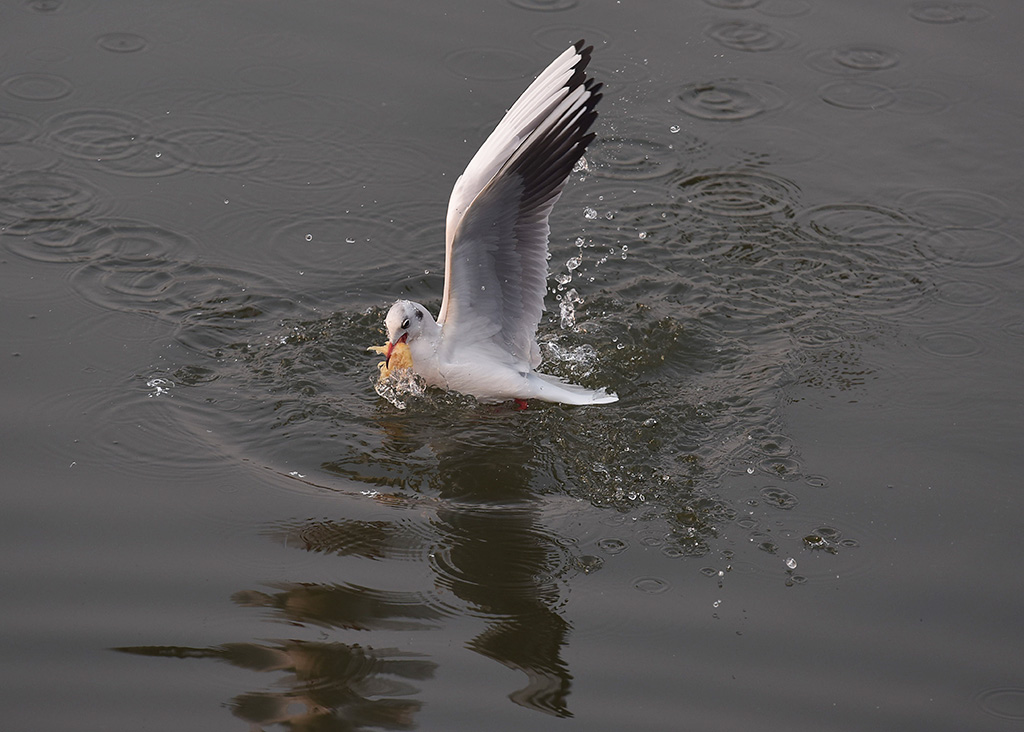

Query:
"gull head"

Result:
[[384, 300, 433, 366]]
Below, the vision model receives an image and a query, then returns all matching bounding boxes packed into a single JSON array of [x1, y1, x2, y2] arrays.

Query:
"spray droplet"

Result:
[[559, 287, 582, 329]]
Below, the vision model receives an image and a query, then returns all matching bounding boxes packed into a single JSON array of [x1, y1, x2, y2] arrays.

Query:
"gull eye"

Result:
[[401, 318, 410, 330]]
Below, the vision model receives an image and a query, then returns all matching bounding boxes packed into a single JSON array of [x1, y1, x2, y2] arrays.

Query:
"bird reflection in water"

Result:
[[314, 406, 578, 718], [117, 638, 435, 730], [117, 406, 579, 725]]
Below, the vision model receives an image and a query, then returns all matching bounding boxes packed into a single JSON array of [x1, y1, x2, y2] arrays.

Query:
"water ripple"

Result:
[[922, 228, 1022, 269], [507, 0, 578, 11], [588, 135, 679, 180], [3, 72, 74, 101], [800, 203, 925, 250], [266, 516, 437, 562], [976, 687, 1024, 721], [918, 330, 984, 358], [49, 380, 234, 480], [677, 171, 800, 218], [909, 1, 990, 23], [46, 108, 150, 161], [21, 0, 93, 15], [155, 124, 268, 173], [705, 20, 791, 52], [898, 188, 1008, 228], [805, 45, 901, 75], [95, 32, 149, 53], [833, 44, 901, 71], [63, 221, 200, 310], [633, 576, 670, 594], [0, 112, 40, 144], [760, 485, 799, 509], [933, 279, 999, 308], [0, 169, 100, 225], [704, 0, 761, 7], [673, 79, 787, 121], [819, 80, 896, 110]]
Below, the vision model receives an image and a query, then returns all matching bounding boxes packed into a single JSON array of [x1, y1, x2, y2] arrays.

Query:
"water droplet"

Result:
[[305, 233, 312, 241], [146, 377, 174, 397], [785, 557, 797, 570], [713, 599, 721, 607], [670, 124, 681, 133], [559, 287, 581, 329], [566, 255, 581, 271], [583, 206, 598, 219]]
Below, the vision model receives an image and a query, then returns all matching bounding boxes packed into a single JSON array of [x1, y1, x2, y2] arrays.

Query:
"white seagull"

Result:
[[381, 40, 617, 405]]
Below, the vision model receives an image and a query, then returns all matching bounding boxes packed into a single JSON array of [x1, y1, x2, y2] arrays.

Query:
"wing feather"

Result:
[[437, 41, 601, 369]]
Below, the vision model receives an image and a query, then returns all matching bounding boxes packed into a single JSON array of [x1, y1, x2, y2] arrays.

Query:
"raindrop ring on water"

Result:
[[673, 79, 787, 121], [676, 171, 800, 218], [705, 20, 790, 53]]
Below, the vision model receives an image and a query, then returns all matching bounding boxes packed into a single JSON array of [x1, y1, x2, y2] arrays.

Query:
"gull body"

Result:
[[382, 41, 617, 405]]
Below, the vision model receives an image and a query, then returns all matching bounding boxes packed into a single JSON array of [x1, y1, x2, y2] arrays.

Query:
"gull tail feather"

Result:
[[526, 372, 618, 405]]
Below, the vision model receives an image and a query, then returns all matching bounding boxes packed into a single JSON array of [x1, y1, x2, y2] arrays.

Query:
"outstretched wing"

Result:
[[437, 40, 601, 369]]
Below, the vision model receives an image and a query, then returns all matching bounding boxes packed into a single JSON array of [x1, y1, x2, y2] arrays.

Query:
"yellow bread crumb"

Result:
[[367, 340, 413, 380]]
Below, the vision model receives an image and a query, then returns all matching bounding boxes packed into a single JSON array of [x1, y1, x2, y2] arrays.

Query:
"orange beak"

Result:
[[384, 332, 408, 368]]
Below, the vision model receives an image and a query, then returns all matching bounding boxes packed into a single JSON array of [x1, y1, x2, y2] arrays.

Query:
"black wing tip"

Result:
[[499, 39, 602, 210], [567, 39, 595, 88]]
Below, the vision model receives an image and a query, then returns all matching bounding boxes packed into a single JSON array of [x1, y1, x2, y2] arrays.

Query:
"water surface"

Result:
[[2, 1, 1023, 730]]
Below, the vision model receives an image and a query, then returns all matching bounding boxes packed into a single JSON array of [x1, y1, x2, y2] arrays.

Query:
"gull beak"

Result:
[[384, 332, 408, 368]]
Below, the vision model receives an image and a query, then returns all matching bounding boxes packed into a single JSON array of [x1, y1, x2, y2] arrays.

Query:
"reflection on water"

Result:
[[120, 419, 580, 720], [119, 640, 435, 730]]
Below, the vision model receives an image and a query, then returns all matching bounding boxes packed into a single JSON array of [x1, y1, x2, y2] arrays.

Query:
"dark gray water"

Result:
[[3, 1, 1023, 730]]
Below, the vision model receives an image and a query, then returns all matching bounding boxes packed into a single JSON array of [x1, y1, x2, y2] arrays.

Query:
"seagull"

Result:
[[380, 40, 617, 405]]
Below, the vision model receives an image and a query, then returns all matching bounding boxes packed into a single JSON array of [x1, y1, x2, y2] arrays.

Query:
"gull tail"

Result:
[[526, 372, 618, 405]]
